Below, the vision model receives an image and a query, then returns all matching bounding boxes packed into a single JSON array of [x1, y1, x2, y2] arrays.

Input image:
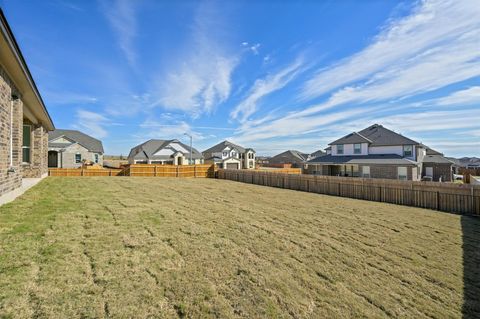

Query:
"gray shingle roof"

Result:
[[422, 155, 455, 164], [357, 124, 419, 146], [269, 150, 309, 164], [49, 129, 104, 153], [202, 140, 252, 155], [307, 154, 417, 165], [128, 139, 203, 161], [329, 132, 373, 145], [310, 149, 326, 158], [330, 124, 419, 146]]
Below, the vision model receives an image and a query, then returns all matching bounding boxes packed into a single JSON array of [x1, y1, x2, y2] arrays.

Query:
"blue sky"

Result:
[[2, 0, 479, 156]]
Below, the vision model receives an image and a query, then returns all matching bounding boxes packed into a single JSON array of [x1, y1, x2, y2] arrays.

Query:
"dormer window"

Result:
[[337, 144, 344, 155], [354, 143, 361, 154], [403, 145, 413, 157]]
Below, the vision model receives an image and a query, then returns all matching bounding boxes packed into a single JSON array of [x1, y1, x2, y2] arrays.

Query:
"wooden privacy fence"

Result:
[[123, 164, 216, 178], [49, 168, 123, 176], [218, 170, 480, 215], [255, 167, 302, 174], [49, 164, 216, 178]]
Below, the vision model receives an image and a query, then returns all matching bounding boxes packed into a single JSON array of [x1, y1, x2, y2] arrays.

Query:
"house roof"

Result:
[[202, 140, 251, 155], [330, 124, 419, 146], [310, 149, 326, 158], [128, 139, 203, 161], [329, 132, 372, 145], [0, 9, 54, 130], [49, 129, 104, 153], [422, 155, 455, 165], [307, 154, 418, 166], [269, 150, 309, 164]]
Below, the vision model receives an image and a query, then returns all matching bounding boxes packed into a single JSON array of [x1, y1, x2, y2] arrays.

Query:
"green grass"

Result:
[[0, 177, 479, 318]]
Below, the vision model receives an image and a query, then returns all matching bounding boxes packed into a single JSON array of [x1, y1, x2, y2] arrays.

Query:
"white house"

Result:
[[202, 140, 255, 170], [128, 139, 203, 165]]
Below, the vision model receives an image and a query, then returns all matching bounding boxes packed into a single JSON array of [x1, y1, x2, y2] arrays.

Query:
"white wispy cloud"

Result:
[[433, 86, 480, 106], [73, 109, 110, 138], [301, 0, 480, 102], [102, 0, 138, 67], [233, 0, 480, 154], [230, 58, 305, 123], [153, 2, 239, 117], [139, 119, 206, 141]]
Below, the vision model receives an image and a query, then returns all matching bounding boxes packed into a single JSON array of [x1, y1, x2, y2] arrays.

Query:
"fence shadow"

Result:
[[462, 215, 480, 318]]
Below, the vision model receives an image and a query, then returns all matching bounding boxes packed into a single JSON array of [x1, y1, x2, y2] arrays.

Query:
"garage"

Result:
[[226, 163, 240, 170]]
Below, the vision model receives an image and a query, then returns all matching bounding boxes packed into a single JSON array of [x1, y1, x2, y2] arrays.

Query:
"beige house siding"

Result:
[[51, 143, 103, 168]]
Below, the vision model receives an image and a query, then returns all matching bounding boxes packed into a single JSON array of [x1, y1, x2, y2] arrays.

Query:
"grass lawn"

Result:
[[0, 177, 479, 318]]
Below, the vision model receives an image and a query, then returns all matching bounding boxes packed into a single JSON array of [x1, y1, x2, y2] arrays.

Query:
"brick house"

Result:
[[305, 124, 453, 181], [0, 9, 54, 197]]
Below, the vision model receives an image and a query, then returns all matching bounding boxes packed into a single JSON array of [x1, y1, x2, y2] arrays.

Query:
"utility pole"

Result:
[[184, 133, 193, 164]]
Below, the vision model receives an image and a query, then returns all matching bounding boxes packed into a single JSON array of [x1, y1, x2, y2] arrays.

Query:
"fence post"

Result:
[[436, 191, 440, 211], [471, 186, 475, 214], [176, 166, 179, 177], [81, 169, 84, 176], [154, 165, 157, 177]]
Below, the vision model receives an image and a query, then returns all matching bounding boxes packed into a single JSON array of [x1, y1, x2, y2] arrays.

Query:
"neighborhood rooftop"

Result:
[[330, 124, 419, 146], [49, 129, 104, 153], [128, 139, 203, 161]]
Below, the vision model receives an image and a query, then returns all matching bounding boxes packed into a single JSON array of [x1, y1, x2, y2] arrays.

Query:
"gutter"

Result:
[[0, 8, 54, 130]]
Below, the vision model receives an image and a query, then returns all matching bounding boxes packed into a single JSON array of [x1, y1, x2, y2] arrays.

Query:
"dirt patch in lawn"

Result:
[[0, 177, 478, 318]]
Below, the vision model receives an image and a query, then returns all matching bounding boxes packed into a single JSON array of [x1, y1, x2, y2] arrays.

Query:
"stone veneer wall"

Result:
[[0, 66, 22, 196]]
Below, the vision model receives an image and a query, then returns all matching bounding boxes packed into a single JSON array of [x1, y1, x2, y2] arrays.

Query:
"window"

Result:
[[337, 144, 344, 155], [362, 166, 370, 178], [403, 145, 413, 157], [94, 154, 99, 163], [22, 125, 31, 163], [75, 153, 82, 164], [398, 167, 408, 180], [222, 151, 228, 157], [231, 151, 237, 158], [354, 143, 361, 154]]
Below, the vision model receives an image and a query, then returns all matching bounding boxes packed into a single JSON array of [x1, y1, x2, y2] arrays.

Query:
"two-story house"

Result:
[[306, 124, 429, 180], [202, 140, 255, 170]]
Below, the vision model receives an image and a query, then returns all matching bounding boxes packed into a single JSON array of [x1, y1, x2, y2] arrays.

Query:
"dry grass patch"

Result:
[[0, 177, 479, 318]]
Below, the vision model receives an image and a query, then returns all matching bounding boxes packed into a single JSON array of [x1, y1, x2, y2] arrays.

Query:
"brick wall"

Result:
[[423, 163, 452, 182], [22, 123, 48, 178], [0, 67, 22, 196], [365, 165, 414, 180]]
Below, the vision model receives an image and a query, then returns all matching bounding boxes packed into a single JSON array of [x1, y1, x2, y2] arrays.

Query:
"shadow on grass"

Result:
[[462, 215, 480, 318]]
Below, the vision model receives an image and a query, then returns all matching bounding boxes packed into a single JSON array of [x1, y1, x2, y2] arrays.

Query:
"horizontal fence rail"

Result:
[[49, 168, 123, 176], [218, 170, 480, 215], [255, 168, 302, 175], [127, 164, 216, 178], [49, 164, 217, 178]]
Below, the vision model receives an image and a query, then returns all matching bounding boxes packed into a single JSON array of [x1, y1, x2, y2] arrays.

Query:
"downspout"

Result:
[[8, 95, 19, 173]]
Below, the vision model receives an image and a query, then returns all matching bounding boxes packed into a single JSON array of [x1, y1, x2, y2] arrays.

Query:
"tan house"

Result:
[[0, 9, 54, 198], [48, 129, 104, 168]]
